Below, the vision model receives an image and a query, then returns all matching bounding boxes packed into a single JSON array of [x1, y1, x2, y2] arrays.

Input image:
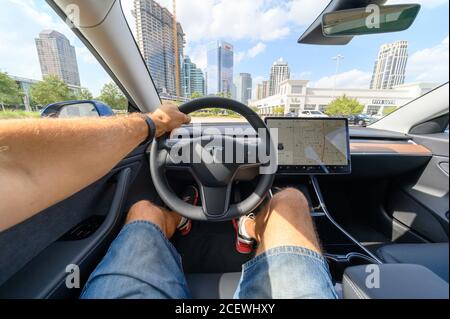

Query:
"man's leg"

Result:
[[81, 201, 190, 299], [234, 188, 337, 299]]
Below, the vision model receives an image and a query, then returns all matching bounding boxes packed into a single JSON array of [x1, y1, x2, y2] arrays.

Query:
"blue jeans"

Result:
[[80, 221, 337, 299]]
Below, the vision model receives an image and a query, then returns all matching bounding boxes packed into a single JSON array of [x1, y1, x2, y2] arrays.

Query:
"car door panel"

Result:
[[0, 144, 150, 298], [386, 134, 449, 242]]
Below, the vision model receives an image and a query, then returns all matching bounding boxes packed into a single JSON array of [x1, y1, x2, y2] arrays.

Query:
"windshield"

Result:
[[0, 1, 447, 124], [122, 0, 449, 124]]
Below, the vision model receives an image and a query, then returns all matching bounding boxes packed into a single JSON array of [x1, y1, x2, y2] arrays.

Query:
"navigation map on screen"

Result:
[[265, 118, 350, 173]]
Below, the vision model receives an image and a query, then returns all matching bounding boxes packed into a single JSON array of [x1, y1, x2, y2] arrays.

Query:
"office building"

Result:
[[370, 40, 408, 89], [35, 30, 80, 86], [133, 0, 185, 96], [234, 73, 252, 104], [250, 80, 436, 116], [269, 58, 290, 96], [206, 41, 234, 95], [11, 75, 82, 110], [256, 80, 269, 100], [182, 56, 205, 97]]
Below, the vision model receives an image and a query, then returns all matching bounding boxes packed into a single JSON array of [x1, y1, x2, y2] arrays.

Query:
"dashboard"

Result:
[[265, 117, 351, 174], [169, 122, 432, 179]]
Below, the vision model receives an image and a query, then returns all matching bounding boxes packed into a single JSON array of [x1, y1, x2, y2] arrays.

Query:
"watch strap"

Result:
[[140, 113, 156, 144]]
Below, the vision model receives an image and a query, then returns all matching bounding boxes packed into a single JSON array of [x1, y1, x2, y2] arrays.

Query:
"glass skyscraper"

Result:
[[206, 41, 234, 95], [182, 56, 205, 98], [134, 0, 185, 96], [234, 73, 252, 104]]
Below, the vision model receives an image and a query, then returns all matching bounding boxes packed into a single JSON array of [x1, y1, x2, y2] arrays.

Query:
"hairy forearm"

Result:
[[0, 115, 148, 231]]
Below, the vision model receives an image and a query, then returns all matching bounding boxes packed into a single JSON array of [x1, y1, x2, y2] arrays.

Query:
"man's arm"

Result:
[[0, 104, 190, 232]]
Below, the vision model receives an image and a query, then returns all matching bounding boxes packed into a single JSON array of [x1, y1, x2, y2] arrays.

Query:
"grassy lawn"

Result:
[[0, 110, 40, 119]]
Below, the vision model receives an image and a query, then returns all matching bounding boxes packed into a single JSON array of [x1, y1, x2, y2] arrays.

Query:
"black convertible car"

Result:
[[0, 0, 448, 299]]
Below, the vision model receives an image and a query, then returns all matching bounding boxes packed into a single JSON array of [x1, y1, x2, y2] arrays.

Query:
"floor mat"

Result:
[[171, 220, 254, 274]]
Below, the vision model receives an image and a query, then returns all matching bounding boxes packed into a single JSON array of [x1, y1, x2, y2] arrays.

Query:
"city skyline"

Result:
[[0, 1, 448, 97]]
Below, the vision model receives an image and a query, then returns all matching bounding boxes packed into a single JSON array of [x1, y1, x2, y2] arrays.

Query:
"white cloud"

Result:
[[288, 0, 330, 25], [235, 51, 246, 64], [6, 0, 76, 42], [235, 42, 267, 64], [0, 30, 42, 80], [248, 42, 267, 58], [407, 36, 449, 83], [311, 69, 372, 89], [76, 46, 97, 65], [185, 43, 208, 70]]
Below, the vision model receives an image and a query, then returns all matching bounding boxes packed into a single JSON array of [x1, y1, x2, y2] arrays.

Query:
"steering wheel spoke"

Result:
[[199, 185, 231, 217]]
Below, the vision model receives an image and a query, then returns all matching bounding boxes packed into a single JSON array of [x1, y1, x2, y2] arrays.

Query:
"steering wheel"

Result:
[[149, 97, 276, 221]]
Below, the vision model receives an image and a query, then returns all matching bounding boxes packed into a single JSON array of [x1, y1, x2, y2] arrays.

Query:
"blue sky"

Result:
[[1, 0, 448, 96]]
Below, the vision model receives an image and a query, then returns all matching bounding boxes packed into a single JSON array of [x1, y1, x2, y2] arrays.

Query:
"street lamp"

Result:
[[332, 54, 344, 94]]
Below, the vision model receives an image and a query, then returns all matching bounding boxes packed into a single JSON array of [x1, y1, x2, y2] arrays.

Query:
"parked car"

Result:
[[300, 110, 328, 117], [348, 114, 375, 126], [40, 100, 115, 118]]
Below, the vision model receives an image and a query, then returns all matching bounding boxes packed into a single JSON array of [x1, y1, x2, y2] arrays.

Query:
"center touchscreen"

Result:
[[265, 117, 351, 174]]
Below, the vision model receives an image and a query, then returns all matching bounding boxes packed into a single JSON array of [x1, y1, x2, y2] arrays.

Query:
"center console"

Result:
[[265, 117, 380, 282], [272, 175, 381, 282]]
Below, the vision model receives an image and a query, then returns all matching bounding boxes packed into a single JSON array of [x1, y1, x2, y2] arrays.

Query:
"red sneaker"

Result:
[[232, 214, 256, 254], [177, 185, 199, 236]]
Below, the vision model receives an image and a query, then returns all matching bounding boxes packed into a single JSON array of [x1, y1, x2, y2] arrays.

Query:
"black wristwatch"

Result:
[[139, 113, 157, 144]]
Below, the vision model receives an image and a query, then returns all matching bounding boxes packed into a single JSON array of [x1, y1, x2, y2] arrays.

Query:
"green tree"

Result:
[[383, 106, 397, 115], [216, 91, 232, 98], [30, 75, 74, 106], [190, 92, 203, 100], [325, 95, 364, 116], [75, 87, 94, 100], [0, 72, 22, 111], [272, 106, 285, 115], [97, 82, 128, 110]]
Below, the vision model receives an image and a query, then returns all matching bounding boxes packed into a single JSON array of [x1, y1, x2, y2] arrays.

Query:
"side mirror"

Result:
[[322, 4, 421, 37], [42, 102, 100, 118]]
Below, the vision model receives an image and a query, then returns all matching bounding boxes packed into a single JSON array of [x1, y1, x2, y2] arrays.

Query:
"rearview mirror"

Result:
[[322, 4, 421, 37]]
